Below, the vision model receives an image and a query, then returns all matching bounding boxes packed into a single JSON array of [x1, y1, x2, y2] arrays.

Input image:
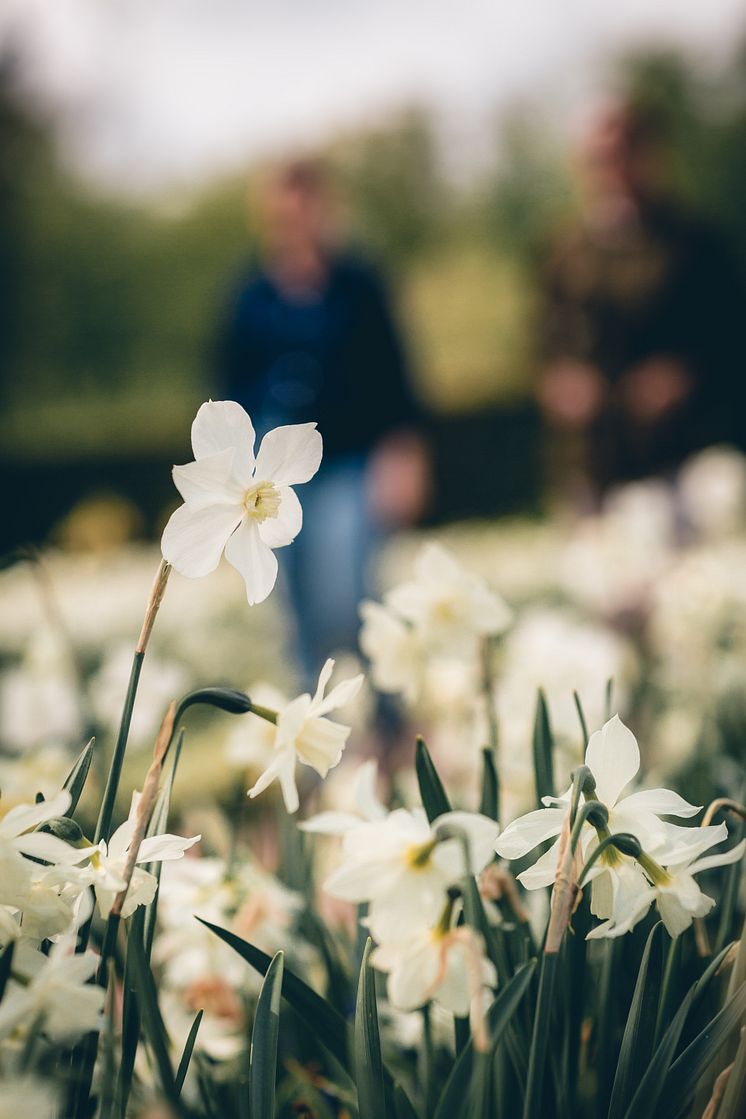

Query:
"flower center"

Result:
[[406, 838, 438, 869], [243, 481, 281, 523]]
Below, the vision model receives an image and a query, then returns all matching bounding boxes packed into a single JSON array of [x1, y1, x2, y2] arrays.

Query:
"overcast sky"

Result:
[[2, 0, 744, 196]]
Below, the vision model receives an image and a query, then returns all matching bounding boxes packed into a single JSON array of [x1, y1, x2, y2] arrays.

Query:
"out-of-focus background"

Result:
[[2, 1, 746, 809]]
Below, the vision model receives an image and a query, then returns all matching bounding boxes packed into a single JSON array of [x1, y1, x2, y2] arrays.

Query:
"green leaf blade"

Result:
[[249, 951, 284, 1119]]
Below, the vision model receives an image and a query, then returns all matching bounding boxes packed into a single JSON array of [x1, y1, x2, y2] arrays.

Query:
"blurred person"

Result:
[[538, 100, 745, 504], [218, 159, 428, 681]]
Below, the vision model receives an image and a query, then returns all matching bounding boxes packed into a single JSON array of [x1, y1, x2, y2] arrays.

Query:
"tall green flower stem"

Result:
[[480, 635, 501, 822], [94, 559, 171, 847], [523, 768, 600, 1119]]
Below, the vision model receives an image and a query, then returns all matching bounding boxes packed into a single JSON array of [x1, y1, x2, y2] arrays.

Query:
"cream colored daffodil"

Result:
[[248, 659, 363, 814], [162, 400, 322, 605], [325, 807, 498, 942]]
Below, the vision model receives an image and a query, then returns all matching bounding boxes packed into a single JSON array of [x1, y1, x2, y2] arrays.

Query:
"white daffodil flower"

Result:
[[371, 922, 497, 1017], [78, 792, 200, 919], [495, 715, 701, 906], [588, 825, 746, 940], [0, 791, 91, 912], [0, 938, 104, 1043], [325, 807, 499, 942], [299, 759, 387, 836], [247, 659, 363, 814], [162, 400, 323, 605], [385, 542, 513, 651], [358, 601, 426, 702]]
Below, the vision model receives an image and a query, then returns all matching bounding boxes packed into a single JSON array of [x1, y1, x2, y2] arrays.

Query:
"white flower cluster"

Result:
[[153, 852, 313, 1060], [304, 769, 499, 1020], [497, 715, 745, 939], [0, 784, 198, 1050], [360, 541, 512, 708]]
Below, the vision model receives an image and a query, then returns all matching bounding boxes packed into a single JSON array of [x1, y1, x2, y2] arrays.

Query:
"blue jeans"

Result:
[[282, 455, 375, 685]]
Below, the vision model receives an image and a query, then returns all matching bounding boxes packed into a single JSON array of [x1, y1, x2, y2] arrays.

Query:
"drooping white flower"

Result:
[[299, 759, 387, 836], [495, 716, 701, 908], [385, 542, 513, 652], [371, 921, 496, 1017], [247, 659, 363, 814], [588, 824, 746, 940], [162, 400, 322, 605], [80, 792, 200, 919], [0, 938, 104, 1043], [325, 807, 499, 942], [359, 601, 426, 703]]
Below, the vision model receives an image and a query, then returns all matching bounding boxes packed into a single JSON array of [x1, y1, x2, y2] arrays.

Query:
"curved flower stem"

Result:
[[694, 798, 746, 956], [702, 798, 746, 828], [95, 559, 171, 846]]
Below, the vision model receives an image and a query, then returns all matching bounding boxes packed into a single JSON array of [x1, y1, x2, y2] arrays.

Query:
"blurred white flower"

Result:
[[0, 1077, 56, 1119], [325, 807, 498, 942], [560, 480, 676, 615], [386, 541, 512, 652], [224, 682, 288, 771], [0, 632, 81, 753], [161, 400, 322, 605], [0, 938, 103, 1043], [679, 446, 746, 540], [248, 659, 363, 814], [0, 744, 70, 809], [496, 607, 635, 786], [90, 644, 190, 748], [300, 759, 387, 835], [359, 601, 426, 702], [371, 921, 496, 1017], [81, 791, 200, 919]]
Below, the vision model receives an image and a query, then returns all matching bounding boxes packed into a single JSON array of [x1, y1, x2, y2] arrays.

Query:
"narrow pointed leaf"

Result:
[[659, 980, 746, 1119], [415, 736, 452, 824], [523, 953, 559, 1119], [354, 939, 387, 1119], [0, 941, 15, 1001], [608, 922, 665, 1119], [393, 1082, 419, 1119], [434, 959, 537, 1119], [199, 918, 349, 1070], [124, 926, 181, 1111], [532, 690, 555, 806], [621, 987, 696, 1119], [175, 1009, 204, 1096], [250, 951, 284, 1119], [63, 737, 95, 815], [479, 748, 499, 821]]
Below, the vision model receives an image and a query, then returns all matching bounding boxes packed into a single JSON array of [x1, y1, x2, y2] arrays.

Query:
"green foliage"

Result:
[[354, 940, 387, 1119], [249, 952, 285, 1119], [415, 735, 452, 823]]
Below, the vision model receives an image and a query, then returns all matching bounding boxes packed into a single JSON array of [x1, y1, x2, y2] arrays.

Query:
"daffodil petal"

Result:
[[224, 518, 279, 604], [257, 486, 302, 549], [313, 673, 364, 717], [585, 715, 640, 806], [254, 423, 323, 485], [172, 447, 242, 509], [161, 502, 243, 578], [191, 400, 256, 481], [619, 788, 700, 819], [136, 833, 201, 863], [495, 807, 565, 860]]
